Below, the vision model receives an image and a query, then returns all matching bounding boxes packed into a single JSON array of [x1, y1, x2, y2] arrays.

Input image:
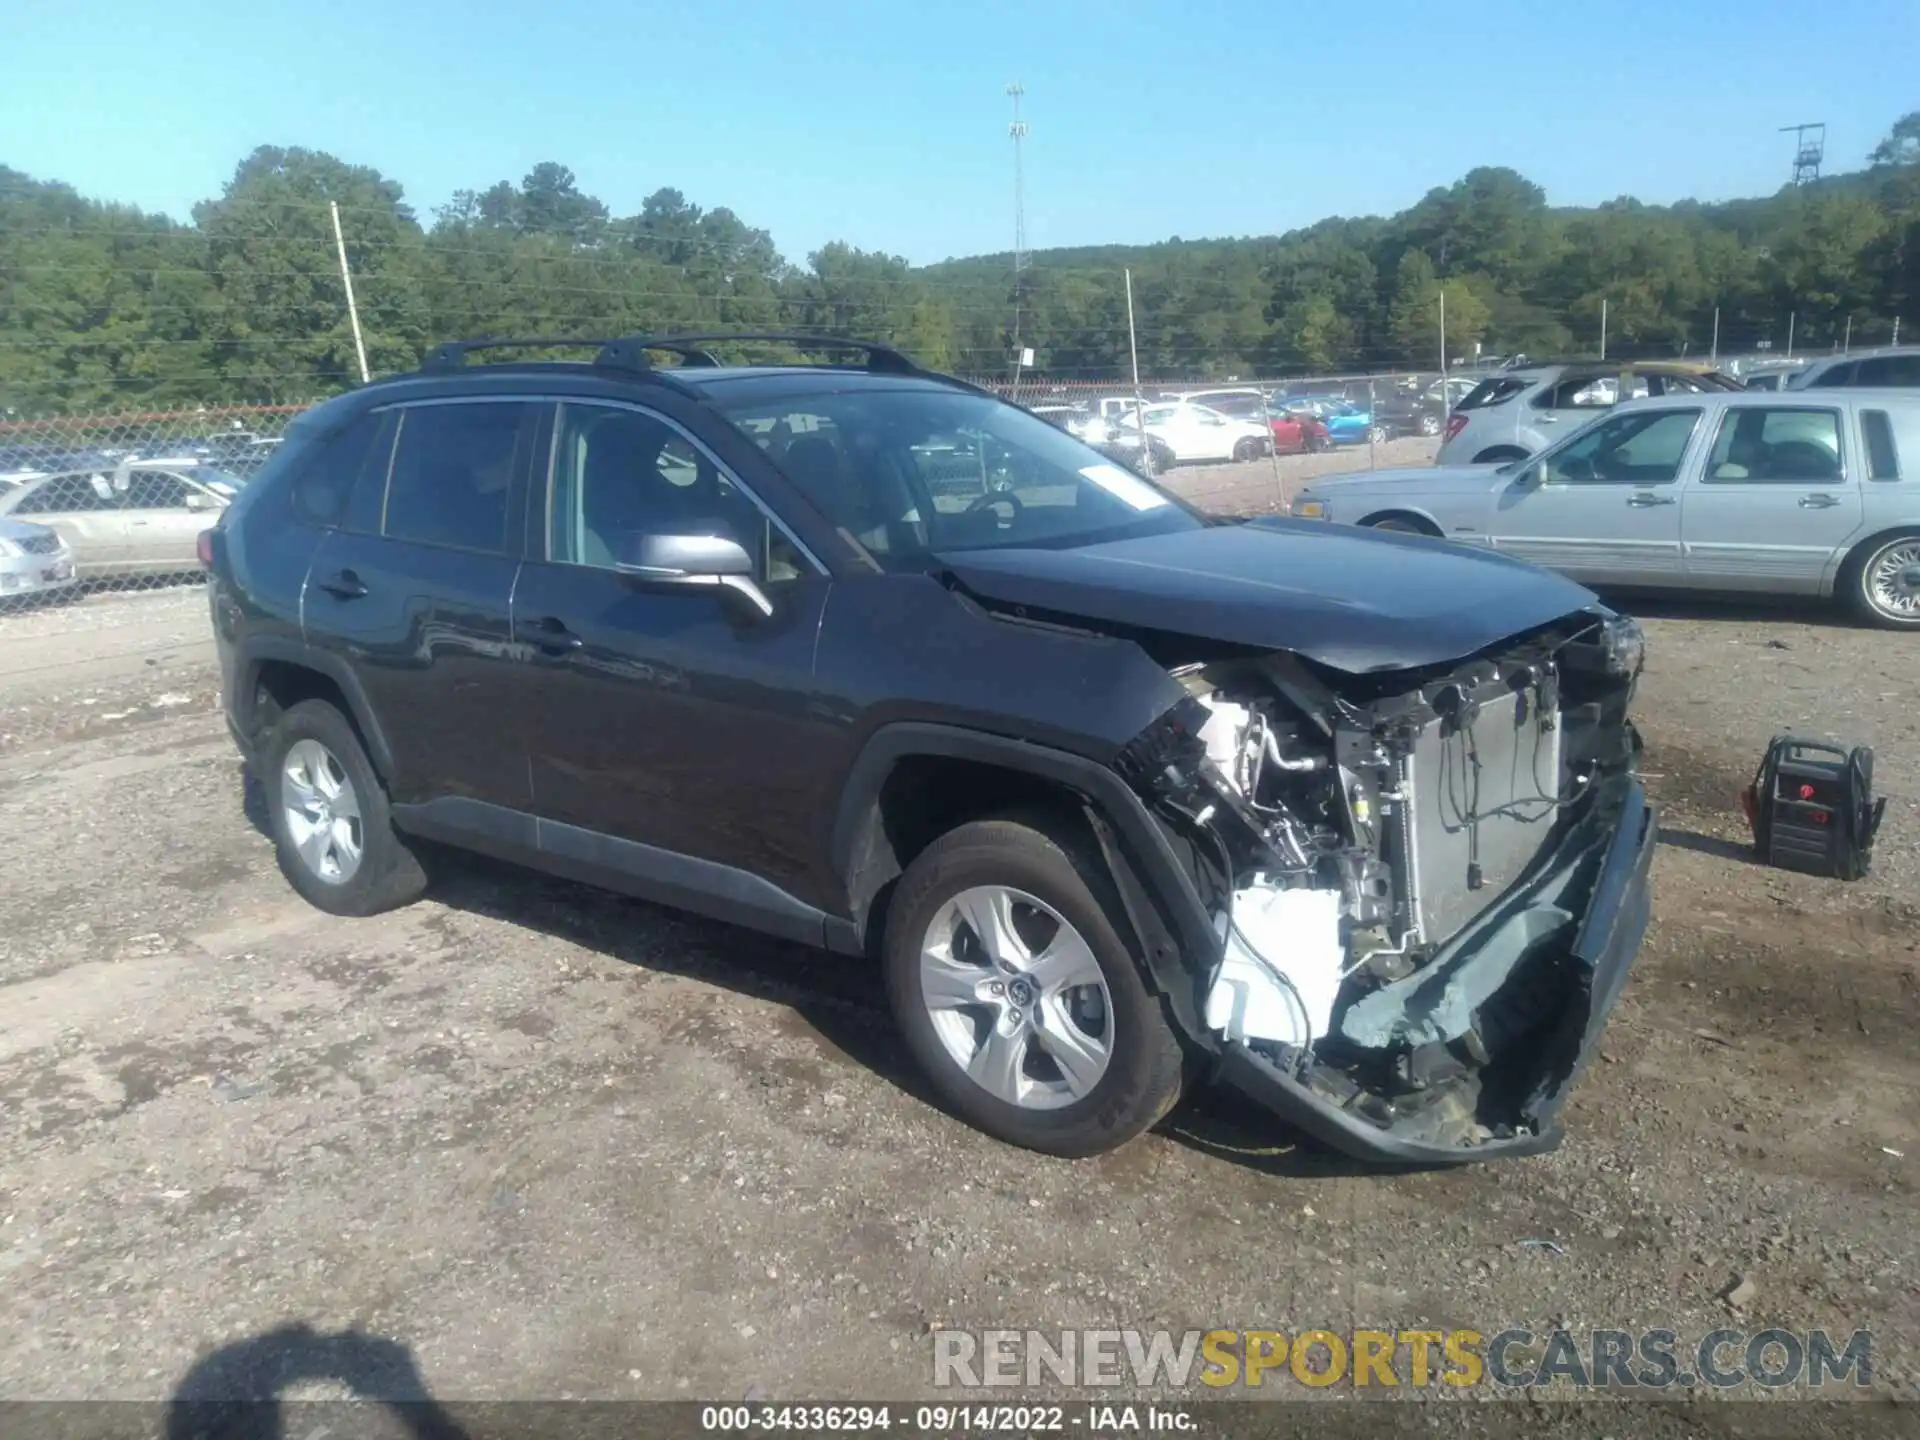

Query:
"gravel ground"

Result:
[[0, 470, 1916, 1422]]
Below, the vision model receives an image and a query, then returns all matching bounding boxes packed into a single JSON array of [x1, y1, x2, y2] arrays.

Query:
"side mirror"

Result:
[[615, 531, 773, 618], [185, 492, 216, 512]]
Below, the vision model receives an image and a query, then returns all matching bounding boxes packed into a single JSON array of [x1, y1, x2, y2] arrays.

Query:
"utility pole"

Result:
[[330, 201, 370, 384], [1438, 286, 1447, 376], [1786, 311, 1797, 360], [1894, 317, 1902, 346], [1124, 268, 1152, 478], [1710, 307, 1720, 364], [1599, 296, 1608, 361], [1843, 316, 1853, 353], [1006, 82, 1030, 400]]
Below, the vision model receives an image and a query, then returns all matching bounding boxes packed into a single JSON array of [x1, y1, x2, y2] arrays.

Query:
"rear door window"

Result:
[[1456, 378, 1529, 410], [1703, 408, 1845, 483], [121, 471, 191, 509], [1809, 360, 1859, 388], [382, 402, 537, 554], [1538, 373, 1620, 409]]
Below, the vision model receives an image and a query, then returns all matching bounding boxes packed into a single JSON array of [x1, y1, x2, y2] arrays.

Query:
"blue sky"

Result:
[[5, 0, 1917, 265]]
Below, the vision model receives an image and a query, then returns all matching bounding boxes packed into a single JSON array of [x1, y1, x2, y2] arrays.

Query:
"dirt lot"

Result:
[[1, 447, 1916, 1419]]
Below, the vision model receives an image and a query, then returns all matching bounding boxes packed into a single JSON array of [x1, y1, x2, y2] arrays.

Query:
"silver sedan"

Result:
[[1290, 390, 1920, 629], [0, 462, 229, 581]]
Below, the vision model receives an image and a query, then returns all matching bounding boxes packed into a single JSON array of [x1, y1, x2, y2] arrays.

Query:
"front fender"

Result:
[[829, 721, 1222, 1043]]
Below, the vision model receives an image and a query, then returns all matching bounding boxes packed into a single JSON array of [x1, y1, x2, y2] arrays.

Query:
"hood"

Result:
[[937, 517, 1600, 674], [1302, 464, 1506, 494]]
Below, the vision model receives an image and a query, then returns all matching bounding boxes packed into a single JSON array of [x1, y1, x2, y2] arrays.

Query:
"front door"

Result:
[[511, 399, 834, 910], [1489, 407, 1704, 584], [302, 397, 542, 813], [1681, 404, 1863, 593]]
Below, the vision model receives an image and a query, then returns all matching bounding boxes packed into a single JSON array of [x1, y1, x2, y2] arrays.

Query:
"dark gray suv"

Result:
[[206, 332, 1656, 1166]]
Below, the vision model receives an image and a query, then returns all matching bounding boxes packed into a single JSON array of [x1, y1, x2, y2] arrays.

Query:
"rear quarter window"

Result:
[[291, 410, 398, 529], [1875, 406, 1920, 480], [1457, 378, 1529, 410]]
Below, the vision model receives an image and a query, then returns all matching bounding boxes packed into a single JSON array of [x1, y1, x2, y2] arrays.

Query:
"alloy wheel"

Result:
[[918, 885, 1113, 1111], [1865, 539, 1920, 621], [281, 738, 364, 884]]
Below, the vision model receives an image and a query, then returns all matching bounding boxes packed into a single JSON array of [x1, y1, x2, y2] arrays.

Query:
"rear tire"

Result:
[[882, 817, 1185, 1158], [1842, 531, 1920, 629], [1232, 438, 1262, 462], [263, 699, 429, 916]]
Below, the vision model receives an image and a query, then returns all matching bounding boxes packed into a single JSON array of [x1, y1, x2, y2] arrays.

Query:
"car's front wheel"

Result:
[[1846, 532, 1920, 629], [264, 699, 429, 916], [882, 817, 1185, 1157]]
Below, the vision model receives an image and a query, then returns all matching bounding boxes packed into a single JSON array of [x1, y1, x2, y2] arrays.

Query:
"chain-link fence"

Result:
[[0, 406, 303, 613]]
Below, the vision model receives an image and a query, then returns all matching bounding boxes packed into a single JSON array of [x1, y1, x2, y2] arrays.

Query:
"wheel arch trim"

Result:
[[232, 635, 397, 782], [830, 722, 1222, 1041]]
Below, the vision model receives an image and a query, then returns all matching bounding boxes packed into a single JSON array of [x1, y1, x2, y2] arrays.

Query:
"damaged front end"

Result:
[[1113, 611, 1656, 1163]]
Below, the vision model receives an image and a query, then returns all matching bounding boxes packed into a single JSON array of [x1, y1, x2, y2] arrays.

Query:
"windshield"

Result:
[[710, 386, 1204, 569]]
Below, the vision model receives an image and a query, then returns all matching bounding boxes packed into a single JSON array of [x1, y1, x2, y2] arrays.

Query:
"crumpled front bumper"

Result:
[[1216, 780, 1658, 1166]]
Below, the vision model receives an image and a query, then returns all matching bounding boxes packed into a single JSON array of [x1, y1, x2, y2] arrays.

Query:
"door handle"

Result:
[[528, 616, 583, 655], [316, 568, 368, 599], [1798, 493, 1841, 509], [1538, 414, 1560, 423], [1625, 492, 1675, 507]]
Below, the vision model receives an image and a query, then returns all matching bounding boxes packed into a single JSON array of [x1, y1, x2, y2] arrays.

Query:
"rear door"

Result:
[[1488, 407, 1703, 584], [1681, 404, 1861, 593], [1527, 368, 1625, 449], [120, 469, 221, 573], [302, 396, 543, 814]]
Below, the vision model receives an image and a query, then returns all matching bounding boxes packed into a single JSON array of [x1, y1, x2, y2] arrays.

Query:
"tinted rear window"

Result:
[[1457, 378, 1529, 410], [1809, 361, 1858, 388]]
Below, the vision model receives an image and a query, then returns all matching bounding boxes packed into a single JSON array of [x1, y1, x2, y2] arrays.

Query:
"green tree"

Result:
[[1869, 111, 1920, 168]]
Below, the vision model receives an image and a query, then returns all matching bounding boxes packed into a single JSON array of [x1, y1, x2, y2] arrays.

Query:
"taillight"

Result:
[[196, 529, 214, 570], [1444, 414, 1469, 441]]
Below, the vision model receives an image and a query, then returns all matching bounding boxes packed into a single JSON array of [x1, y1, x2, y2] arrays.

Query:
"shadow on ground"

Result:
[[167, 1323, 468, 1440]]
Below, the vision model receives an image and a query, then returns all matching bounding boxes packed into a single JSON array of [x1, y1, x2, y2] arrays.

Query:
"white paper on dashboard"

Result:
[[1078, 463, 1170, 511]]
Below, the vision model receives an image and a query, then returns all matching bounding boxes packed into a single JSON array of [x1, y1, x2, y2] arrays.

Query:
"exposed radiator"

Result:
[[1398, 676, 1564, 947]]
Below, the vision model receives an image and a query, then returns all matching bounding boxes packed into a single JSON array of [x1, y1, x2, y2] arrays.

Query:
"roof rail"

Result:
[[422, 337, 624, 373], [417, 330, 935, 382], [612, 332, 925, 376]]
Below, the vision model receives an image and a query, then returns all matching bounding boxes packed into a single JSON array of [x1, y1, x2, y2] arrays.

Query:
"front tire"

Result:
[[1845, 532, 1920, 629], [882, 817, 1185, 1158], [264, 699, 429, 916]]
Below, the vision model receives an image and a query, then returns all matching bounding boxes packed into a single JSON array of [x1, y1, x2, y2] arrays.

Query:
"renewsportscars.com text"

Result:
[[931, 1327, 1874, 1391]]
